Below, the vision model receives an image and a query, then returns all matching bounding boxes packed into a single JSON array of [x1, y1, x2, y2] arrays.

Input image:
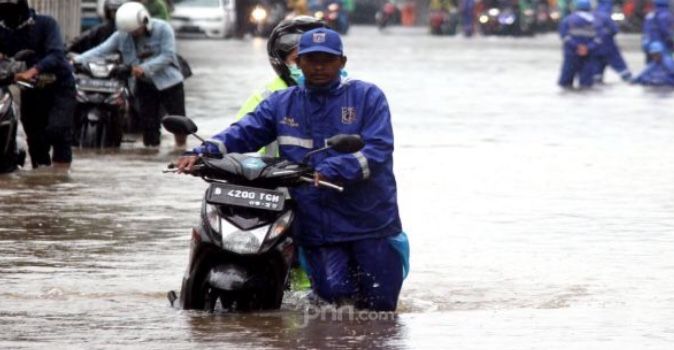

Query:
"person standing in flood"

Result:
[[558, 0, 600, 88], [592, 0, 632, 83]]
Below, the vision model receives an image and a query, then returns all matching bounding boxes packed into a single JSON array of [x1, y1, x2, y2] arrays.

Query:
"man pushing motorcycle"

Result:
[[175, 28, 409, 311]]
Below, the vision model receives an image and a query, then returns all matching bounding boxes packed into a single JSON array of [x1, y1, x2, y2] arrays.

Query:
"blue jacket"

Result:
[[0, 10, 74, 87], [194, 78, 403, 246], [560, 11, 601, 56], [596, 0, 613, 16], [593, 11, 618, 56], [76, 19, 183, 91], [642, 5, 674, 53], [632, 56, 674, 86]]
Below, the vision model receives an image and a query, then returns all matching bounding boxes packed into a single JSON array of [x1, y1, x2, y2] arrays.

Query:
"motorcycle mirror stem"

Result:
[[161, 115, 205, 142], [301, 134, 365, 164]]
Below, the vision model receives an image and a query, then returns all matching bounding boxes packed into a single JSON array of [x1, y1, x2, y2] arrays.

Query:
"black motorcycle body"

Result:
[[177, 155, 314, 311], [74, 55, 130, 148], [0, 56, 28, 173]]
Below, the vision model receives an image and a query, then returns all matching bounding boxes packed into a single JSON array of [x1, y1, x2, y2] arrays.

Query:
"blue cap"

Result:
[[574, 0, 591, 10], [648, 41, 664, 54], [298, 28, 343, 56]]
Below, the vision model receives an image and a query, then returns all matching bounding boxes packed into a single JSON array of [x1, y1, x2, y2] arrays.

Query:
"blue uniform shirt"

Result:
[[194, 78, 403, 246], [559, 11, 601, 56], [642, 5, 674, 53], [633, 56, 674, 86]]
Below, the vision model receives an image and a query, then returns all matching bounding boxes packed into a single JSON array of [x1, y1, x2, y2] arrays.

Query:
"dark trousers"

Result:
[[21, 85, 76, 168], [594, 40, 630, 81], [559, 54, 595, 88], [135, 81, 185, 146], [302, 236, 404, 311]]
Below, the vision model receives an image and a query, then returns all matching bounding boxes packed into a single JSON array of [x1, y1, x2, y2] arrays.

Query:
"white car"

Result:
[[170, 0, 236, 39]]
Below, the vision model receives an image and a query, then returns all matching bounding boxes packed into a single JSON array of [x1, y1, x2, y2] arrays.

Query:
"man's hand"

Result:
[[14, 67, 39, 82], [175, 155, 198, 173], [314, 172, 324, 187], [577, 45, 589, 57], [132, 66, 145, 78]]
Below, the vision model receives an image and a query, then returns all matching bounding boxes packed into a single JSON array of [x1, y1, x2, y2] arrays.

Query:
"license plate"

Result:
[[207, 183, 285, 211], [77, 78, 120, 93]]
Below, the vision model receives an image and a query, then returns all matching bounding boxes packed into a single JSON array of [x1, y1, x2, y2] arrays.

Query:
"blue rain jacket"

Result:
[[642, 5, 674, 53], [632, 57, 674, 86], [0, 10, 74, 87], [559, 11, 601, 57], [593, 11, 618, 56], [194, 78, 403, 246]]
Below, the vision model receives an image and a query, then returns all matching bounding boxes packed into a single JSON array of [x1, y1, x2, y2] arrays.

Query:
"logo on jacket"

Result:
[[341, 107, 357, 124], [280, 116, 300, 128]]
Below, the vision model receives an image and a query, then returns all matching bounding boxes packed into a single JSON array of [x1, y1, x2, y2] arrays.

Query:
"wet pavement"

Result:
[[2, 26, 674, 349]]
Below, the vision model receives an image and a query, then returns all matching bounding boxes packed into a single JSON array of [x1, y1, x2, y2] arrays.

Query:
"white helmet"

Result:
[[115, 1, 150, 33]]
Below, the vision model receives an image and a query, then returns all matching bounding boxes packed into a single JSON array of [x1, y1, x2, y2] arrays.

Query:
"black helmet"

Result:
[[0, 0, 30, 29], [104, 0, 129, 21], [267, 16, 326, 86]]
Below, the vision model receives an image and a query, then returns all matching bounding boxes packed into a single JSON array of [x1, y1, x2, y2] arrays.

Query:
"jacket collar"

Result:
[[303, 76, 351, 96]]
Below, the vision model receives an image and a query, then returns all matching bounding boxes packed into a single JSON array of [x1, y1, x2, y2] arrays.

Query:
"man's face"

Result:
[[130, 26, 146, 38], [297, 52, 346, 86]]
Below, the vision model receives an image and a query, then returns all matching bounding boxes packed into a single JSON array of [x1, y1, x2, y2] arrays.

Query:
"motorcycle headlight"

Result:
[[479, 15, 489, 24], [488, 8, 500, 16], [550, 11, 560, 20], [88, 62, 112, 78], [251, 6, 267, 22], [611, 13, 625, 21], [328, 3, 339, 11]]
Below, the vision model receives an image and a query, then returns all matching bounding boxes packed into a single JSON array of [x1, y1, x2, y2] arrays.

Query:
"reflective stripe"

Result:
[[206, 138, 227, 154], [568, 28, 596, 37], [353, 151, 370, 179], [278, 136, 314, 149]]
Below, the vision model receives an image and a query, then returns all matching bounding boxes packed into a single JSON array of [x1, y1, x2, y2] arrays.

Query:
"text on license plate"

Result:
[[208, 184, 284, 211]]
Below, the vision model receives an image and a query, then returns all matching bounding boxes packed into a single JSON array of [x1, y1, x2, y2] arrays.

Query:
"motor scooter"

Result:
[[162, 116, 364, 311], [73, 54, 131, 148]]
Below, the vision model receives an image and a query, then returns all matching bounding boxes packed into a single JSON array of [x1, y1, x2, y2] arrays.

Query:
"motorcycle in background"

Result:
[[249, 0, 287, 37], [478, 0, 535, 36], [73, 54, 131, 148], [375, 1, 399, 30], [312, 0, 349, 34], [162, 116, 364, 311]]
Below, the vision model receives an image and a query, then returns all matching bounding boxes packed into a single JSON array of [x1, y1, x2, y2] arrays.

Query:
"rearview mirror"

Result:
[[13, 49, 36, 61], [327, 134, 364, 153], [162, 115, 198, 135]]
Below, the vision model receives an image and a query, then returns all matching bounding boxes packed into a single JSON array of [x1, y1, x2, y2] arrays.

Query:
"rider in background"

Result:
[[68, 0, 129, 54]]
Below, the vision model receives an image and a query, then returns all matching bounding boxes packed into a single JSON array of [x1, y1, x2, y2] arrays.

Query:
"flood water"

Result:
[[2, 26, 674, 349]]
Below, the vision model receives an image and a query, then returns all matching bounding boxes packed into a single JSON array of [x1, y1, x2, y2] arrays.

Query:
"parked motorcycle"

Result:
[[162, 116, 364, 311], [73, 54, 131, 148]]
